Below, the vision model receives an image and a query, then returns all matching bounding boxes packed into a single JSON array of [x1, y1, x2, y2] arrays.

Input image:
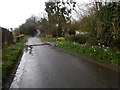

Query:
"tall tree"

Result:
[[18, 16, 38, 36], [45, 0, 76, 36]]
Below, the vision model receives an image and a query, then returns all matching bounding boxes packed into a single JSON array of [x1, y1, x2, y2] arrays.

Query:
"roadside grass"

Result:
[[40, 37, 120, 66], [40, 37, 65, 42], [2, 37, 28, 85], [57, 41, 120, 66], [40, 37, 57, 42]]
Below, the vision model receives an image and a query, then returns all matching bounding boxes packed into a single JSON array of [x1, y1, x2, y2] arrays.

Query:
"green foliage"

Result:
[[2, 37, 28, 84], [65, 35, 88, 44], [45, 1, 76, 37], [55, 26, 63, 37], [68, 29, 76, 35], [67, 23, 77, 35], [19, 24, 37, 36], [45, 1, 75, 24], [57, 41, 119, 66], [76, 14, 98, 45], [76, 2, 120, 49], [40, 37, 65, 42], [96, 2, 120, 49], [12, 29, 20, 36], [38, 18, 50, 35], [15, 15, 39, 36], [40, 37, 57, 42]]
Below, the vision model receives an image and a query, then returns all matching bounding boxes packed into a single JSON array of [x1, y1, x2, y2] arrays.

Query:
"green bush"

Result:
[[65, 35, 88, 44], [74, 2, 120, 50], [95, 2, 120, 49]]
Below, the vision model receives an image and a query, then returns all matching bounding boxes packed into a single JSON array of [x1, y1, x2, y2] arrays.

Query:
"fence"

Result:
[[0, 27, 14, 48]]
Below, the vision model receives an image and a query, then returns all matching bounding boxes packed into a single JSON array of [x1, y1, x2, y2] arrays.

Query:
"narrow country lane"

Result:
[[10, 37, 118, 88]]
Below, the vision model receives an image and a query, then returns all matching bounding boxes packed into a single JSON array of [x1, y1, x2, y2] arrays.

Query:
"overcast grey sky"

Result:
[[0, 0, 92, 29]]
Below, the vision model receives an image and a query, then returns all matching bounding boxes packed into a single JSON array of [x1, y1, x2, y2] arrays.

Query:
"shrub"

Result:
[[56, 37, 65, 41], [66, 35, 88, 44], [95, 2, 120, 49]]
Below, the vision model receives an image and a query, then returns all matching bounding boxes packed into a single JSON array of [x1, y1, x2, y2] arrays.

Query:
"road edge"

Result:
[[55, 46, 119, 72], [2, 40, 28, 89]]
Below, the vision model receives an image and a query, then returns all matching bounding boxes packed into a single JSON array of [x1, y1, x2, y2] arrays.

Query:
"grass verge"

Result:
[[40, 37, 57, 42], [2, 37, 28, 87], [40, 37, 120, 66], [57, 41, 119, 66]]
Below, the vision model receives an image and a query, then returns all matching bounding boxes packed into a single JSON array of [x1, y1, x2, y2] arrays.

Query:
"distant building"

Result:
[[75, 31, 87, 35]]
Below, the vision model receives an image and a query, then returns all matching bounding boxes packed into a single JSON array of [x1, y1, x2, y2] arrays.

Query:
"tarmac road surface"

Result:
[[10, 37, 118, 88]]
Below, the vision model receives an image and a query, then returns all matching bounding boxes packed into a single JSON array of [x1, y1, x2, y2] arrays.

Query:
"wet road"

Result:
[[10, 37, 118, 88]]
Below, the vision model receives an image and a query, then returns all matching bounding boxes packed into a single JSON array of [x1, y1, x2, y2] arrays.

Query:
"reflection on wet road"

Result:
[[10, 37, 118, 88], [24, 45, 33, 56]]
